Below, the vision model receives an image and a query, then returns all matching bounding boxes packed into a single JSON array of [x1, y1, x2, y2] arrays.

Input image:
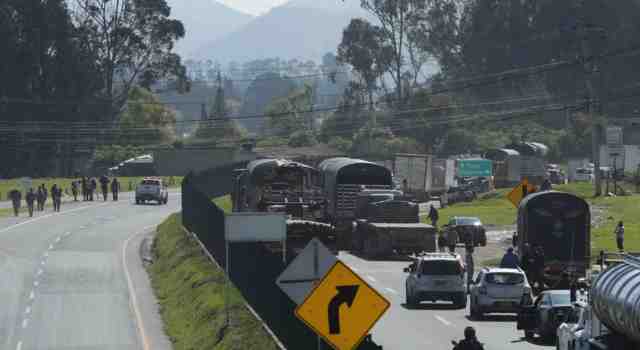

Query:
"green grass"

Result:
[[428, 188, 517, 227], [213, 195, 232, 214], [149, 213, 278, 350], [0, 176, 183, 201]]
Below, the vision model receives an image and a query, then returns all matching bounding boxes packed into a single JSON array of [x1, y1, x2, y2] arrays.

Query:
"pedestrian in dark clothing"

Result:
[[521, 244, 533, 281], [99, 175, 109, 201], [615, 221, 624, 252], [111, 178, 119, 201], [9, 189, 21, 217], [541, 179, 552, 191], [532, 246, 546, 291], [453, 326, 484, 350], [428, 205, 439, 227], [51, 184, 61, 212], [89, 178, 97, 201], [465, 245, 475, 292], [41, 184, 48, 210], [71, 181, 79, 201], [512, 232, 518, 247], [447, 229, 459, 253], [26, 188, 36, 217], [500, 247, 520, 269], [81, 177, 88, 201], [36, 186, 45, 211]]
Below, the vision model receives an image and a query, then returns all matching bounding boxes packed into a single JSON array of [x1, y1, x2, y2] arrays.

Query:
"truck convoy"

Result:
[[231, 157, 436, 257], [517, 191, 591, 283]]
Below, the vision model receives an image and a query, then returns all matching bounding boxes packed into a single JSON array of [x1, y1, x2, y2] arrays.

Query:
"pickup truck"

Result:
[[135, 178, 168, 205]]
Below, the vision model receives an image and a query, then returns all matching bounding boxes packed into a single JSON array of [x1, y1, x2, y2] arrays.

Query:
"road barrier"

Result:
[[182, 168, 384, 349]]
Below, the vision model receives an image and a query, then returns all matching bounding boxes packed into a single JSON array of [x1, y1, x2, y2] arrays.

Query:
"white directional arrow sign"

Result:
[[276, 238, 337, 305]]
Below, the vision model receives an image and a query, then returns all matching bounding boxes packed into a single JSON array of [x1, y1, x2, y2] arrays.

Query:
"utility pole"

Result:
[[577, 1, 603, 196]]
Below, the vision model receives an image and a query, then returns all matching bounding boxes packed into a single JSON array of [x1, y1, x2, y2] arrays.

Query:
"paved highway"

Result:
[[0, 192, 179, 350], [340, 252, 553, 350]]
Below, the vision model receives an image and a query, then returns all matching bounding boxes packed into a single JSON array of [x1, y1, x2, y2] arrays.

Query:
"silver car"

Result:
[[404, 253, 467, 308], [469, 267, 532, 319]]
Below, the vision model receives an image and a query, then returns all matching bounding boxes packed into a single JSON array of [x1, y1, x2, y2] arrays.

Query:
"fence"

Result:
[[182, 165, 383, 349]]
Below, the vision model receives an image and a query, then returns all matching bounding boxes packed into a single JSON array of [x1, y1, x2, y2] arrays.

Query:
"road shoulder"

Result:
[[124, 228, 173, 350]]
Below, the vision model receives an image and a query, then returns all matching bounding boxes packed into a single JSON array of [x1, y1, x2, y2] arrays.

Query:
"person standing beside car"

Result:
[[428, 204, 439, 228]]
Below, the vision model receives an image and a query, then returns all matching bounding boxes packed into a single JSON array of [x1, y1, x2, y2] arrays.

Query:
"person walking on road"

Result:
[[41, 184, 48, 211], [447, 228, 459, 253], [615, 221, 625, 252], [81, 177, 88, 201], [465, 244, 475, 293], [26, 188, 36, 217], [453, 326, 484, 350], [89, 178, 97, 201], [9, 188, 21, 217], [500, 247, 520, 269], [36, 186, 44, 211], [111, 178, 120, 201], [428, 204, 439, 228], [51, 184, 61, 212], [99, 175, 109, 201], [71, 180, 79, 201]]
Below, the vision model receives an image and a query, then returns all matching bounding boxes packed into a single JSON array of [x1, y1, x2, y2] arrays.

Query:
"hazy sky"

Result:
[[217, 0, 289, 16]]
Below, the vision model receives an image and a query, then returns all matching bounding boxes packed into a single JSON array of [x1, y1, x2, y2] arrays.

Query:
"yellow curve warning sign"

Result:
[[295, 261, 390, 350]]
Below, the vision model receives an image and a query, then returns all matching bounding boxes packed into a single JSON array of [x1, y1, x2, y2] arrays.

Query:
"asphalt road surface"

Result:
[[0, 192, 180, 350], [340, 252, 555, 350]]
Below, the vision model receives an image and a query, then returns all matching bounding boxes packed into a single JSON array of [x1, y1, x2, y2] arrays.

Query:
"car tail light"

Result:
[[479, 286, 487, 295]]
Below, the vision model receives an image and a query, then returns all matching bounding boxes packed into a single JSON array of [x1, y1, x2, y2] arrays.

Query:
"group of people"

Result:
[[9, 183, 64, 217], [71, 176, 119, 202], [7, 175, 121, 218], [499, 242, 557, 292]]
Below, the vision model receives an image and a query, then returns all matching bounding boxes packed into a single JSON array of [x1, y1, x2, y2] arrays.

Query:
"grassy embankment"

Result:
[[148, 213, 278, 350], [430, 181, 640, 264]]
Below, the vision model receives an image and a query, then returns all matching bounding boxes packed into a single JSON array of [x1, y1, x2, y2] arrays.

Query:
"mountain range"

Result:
[[169, 0, 373, 62]]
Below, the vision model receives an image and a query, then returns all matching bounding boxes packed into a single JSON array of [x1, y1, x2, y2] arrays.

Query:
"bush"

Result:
[[288, 131, 317, 148], [328, 137, 353, 153]]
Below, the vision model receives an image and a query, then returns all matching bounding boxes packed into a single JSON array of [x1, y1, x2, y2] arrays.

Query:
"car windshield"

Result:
[[485, 273, 524, 285], [457, 218, 480, 225], [550, 292, 571, 305], [421, 261, 461, 275], [142, 180, 160, 186]]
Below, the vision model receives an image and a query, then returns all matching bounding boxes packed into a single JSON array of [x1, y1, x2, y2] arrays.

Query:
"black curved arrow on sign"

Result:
[[328, 285, 359, 334]]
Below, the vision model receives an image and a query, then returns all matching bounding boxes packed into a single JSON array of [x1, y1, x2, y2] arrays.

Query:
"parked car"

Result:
[[442, 216, 487, 246], [469, 267, 532, 319], [517, 290, 580, 341], [404, 252, 466, 308]]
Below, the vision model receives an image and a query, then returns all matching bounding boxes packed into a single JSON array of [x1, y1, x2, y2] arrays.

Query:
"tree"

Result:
[[71, 0, 190, 116], [195, 70, 246, 142], [265, 85, 314, 137], [118, 87, 177, 144], [240, 72, 297, 133], [337, 19, 392, 108]]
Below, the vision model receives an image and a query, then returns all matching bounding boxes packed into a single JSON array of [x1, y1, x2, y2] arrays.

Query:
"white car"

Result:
[[135, 177, 168, 205], [469, 267, 532, 319], [404, 252, 466, 308], [574, 168, 594, 182]]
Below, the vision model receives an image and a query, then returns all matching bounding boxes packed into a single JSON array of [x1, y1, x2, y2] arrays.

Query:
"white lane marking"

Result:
[[0, 202, 111, 234], [24, 307, 31, 315], [55, 237, 61, 243], [36, 269, 43, 276], [366, 275, 377, 283], [122, 225, 156, 350], [33, 281, 39, 287], [29, 291, 35, 300], [384, 287, 398, 295], [64, 232, 71, 236], [434, 315, 452, 326], [16, 341, 22, 350], [21, 319, 28, 329], [40, 260, 45, 266], [48, 244, 53, 250]]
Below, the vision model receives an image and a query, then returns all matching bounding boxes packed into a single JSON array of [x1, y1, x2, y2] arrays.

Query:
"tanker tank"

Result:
[[591, 254, 640, 344]]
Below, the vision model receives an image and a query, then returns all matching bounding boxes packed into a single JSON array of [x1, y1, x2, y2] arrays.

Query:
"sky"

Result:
[[217, 0, 289, 16]]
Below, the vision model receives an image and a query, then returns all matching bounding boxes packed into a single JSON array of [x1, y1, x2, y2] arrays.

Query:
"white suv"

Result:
[[404, 253, 466, 308], [135, 178, 168, 205], [469, 267, 532, 319]]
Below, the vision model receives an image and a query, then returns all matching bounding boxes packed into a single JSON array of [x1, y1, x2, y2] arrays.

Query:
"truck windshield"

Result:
[[421, 261, 461, 275], [486, 273, 524, 285]]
